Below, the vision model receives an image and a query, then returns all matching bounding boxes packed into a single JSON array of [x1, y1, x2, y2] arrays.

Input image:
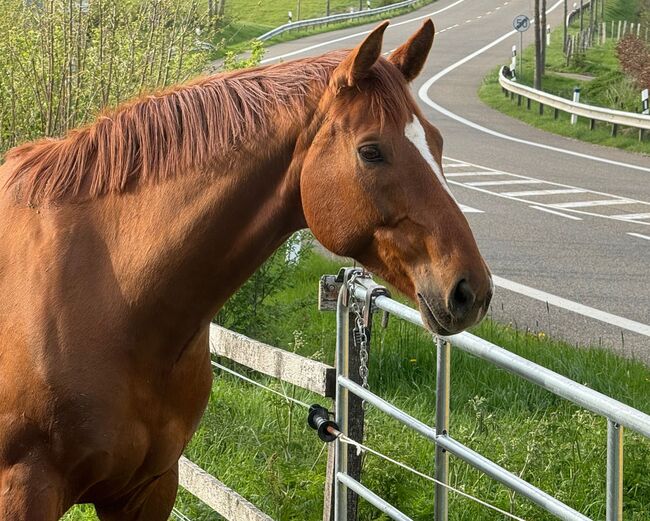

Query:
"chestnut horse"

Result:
[[0, 20, 491, 519]]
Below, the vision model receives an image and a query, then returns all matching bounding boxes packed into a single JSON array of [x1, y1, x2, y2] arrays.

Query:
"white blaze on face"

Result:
[[404, 115, 458, 204]]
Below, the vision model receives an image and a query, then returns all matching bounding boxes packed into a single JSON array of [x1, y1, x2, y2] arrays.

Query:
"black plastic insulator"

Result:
[[307, 404, 339, 443]]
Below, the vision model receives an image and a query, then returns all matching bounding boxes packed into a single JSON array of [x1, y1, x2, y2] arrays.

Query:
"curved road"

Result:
[[260, 0, 650, 360]]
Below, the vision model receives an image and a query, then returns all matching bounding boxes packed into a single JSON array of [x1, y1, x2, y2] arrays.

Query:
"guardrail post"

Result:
[[434, 337, 450, 521], [606, 420, 623, 521]]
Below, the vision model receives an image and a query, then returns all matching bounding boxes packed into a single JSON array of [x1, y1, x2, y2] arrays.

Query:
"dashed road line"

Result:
[[459, 204, 483, 213], [466, 179, 539, 187], [443, 156, 650, 225], [503, 188, 585, 197], [529, 205, 583, 220], [551, 199, 632, 209], [628, 232, 650, 241], [613, 213, 650, 221], [446, 171, 508, 177]]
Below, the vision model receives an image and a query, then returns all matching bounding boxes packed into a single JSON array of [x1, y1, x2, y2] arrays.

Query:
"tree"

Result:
[[534, 0, 542, 89], [563, 0, 568, 52], [541, 0, 547, 76]]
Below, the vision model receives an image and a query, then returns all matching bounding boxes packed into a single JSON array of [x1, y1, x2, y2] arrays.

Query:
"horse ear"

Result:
[[332, 21, 389, 88], [388, 19, 435, 82]]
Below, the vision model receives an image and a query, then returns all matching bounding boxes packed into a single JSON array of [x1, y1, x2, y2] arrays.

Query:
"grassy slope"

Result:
[[210, 0, 434, 58], [479, 0, 650, 155], [65, 250, 650, 520]]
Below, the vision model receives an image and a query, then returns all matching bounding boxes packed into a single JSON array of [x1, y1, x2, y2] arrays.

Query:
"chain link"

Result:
[[347, 272, 370, 409]]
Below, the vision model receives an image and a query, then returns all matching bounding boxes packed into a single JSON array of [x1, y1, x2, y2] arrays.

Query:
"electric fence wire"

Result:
[[211, 360, 311, 408], [336, 433, 528, 521], [171, 507, 193, 521], [211, 361, 528, 521]]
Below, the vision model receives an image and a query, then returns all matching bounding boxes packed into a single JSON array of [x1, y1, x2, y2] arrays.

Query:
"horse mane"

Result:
[[3, 51, 410, 205]]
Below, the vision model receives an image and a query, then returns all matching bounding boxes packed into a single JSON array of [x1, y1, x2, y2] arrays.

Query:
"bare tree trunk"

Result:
[[562, 0, 569, 53], [534, 0, 543, 89], [326, 0, 330, 16], [589, 0, 594, 44], [217, 0, 225, 17], [541, 0, 547, 75]]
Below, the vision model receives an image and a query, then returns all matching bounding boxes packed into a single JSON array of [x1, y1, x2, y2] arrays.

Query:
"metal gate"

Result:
[[332, 268, 650, 521]]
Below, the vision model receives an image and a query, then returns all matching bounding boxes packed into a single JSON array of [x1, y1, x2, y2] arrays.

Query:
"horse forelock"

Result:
[[2, 50, 414, 205]]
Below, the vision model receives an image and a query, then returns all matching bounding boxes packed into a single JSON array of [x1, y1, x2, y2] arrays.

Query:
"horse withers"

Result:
[[0, 20, 491, 520]]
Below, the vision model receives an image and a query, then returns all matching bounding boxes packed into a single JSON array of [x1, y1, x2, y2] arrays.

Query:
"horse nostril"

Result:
[[448, 278, 476, 320]]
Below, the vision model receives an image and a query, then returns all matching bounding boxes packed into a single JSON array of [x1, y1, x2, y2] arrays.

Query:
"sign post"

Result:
[[513, 15, 530, 79]]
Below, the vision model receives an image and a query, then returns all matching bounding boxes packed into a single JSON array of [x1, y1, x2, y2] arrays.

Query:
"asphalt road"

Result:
[[259, 0, 650, 361]]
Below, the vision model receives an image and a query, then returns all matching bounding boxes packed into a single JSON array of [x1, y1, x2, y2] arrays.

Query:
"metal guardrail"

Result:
[[334, 270, 650, 521], [498, 67, 650, 134], [257, 0, 420, 41]]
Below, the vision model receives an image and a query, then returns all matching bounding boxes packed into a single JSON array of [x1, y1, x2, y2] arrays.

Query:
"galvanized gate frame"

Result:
[[332, 269, 650, 521]]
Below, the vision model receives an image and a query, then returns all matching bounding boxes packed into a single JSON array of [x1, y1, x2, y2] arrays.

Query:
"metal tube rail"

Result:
[[338, 376, 437, 440], [434, 337, 450, 521], [350, 283, 650, 438], [257, 0, 419, 41], [337, 473, 413, 521], [335, 290, 349, 521], [606, 421, 623, 521], [498, 67, 650, 131], [338, 376, 590, 521]]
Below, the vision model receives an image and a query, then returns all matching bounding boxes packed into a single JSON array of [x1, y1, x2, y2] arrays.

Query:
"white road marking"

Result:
[[405, 114, 458, 203], [551, 199, 632, 208], [466, 179, 540, 187], [613, 213, 650, 221], [530, 205, 583, 220], [459, 204, 483, 213], [503, 188, 585, 197], [493, 276, 650, 337], [417, 0, 650, 175], [260, 0, 467, 64], [442, 163, 470, 168], [445, 171, 508, 177], [627, 232, 650, 241], [443, 156, 650, 225]]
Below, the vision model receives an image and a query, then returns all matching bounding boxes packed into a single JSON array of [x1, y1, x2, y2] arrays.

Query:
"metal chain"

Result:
[[347, 272, 370, 408]]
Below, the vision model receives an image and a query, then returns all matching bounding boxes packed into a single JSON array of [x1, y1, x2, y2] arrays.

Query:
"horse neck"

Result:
[[99, 107, 313, 348]]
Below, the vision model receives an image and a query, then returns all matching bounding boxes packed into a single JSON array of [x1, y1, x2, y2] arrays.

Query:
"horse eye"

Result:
[[358, 145, 383, 163]]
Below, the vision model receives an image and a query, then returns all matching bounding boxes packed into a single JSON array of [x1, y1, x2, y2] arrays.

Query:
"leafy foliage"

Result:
[[616, 34, 650, 89], [0, 0, 208, 154]]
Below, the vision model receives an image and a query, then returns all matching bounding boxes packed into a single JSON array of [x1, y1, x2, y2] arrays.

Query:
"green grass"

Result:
[[224, 0, 412, 30], [479, 0, 650, 155], [209, 0, 435, 58], [63, 248, 650, 520]]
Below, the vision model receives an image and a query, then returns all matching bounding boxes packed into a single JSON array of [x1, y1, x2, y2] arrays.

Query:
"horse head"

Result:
[[300, 20, 492, 335]]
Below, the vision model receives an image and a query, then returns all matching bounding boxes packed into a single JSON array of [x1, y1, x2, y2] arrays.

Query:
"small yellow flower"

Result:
[[409, 358, 417, 363]]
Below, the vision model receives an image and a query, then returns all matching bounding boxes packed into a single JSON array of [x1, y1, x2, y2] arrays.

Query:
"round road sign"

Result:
[[513, 15, 530, 32]]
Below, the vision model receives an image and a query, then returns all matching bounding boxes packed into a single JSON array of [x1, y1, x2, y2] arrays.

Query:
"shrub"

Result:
[[616, 34, 650, 90], [0, 0, 209, 154]]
